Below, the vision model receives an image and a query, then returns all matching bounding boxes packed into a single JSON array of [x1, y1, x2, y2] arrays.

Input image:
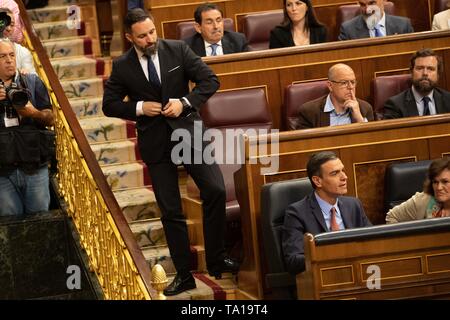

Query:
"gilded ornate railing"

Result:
[[17, 0, 155, 299]]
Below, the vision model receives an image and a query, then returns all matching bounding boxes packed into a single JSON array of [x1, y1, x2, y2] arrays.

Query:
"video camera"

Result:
[[0, 11, 11, 38]]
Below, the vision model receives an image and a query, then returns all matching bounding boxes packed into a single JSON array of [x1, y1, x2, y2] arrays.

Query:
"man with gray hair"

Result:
[[338, 0, 413, 40], [282, 151, 371, 274]]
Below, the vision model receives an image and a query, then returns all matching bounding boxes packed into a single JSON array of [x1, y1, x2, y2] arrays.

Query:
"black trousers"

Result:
[[147, 152, 226, 275]]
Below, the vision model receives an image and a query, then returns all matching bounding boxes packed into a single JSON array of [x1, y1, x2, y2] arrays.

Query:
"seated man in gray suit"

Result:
[[183, 3, 248, 57], [282, 151, 372, 274], [338, 0, 413, 40], [292, 63, 374, 130], [384, 48, 450, 119]]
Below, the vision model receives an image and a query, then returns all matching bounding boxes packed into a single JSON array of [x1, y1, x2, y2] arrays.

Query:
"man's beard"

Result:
[[363, 5, 382, 29], [137, 39, 159, 55], [413, 77, 437, 95]]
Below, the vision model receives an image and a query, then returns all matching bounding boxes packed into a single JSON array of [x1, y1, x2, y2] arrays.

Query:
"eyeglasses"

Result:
[[329, 80, 357, 88]]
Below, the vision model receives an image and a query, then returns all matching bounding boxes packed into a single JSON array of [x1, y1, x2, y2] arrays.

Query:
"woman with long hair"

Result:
[[269, 0, 327, 49]]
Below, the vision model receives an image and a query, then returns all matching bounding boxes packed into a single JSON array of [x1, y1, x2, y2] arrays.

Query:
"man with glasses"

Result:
[[292, 63, 374, 130]]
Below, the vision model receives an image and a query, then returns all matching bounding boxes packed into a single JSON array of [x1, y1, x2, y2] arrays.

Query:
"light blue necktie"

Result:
[[210, 43, 219, 56], [374, 24, 383, 37]]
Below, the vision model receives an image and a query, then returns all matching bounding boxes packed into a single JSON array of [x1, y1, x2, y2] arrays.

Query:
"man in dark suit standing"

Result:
[[291, 63, 373, 130], [338, 0, 413, 40], [102, 8, 238, 296], [183, 3, 248, 57], [282, 151, 371, 274], [383, 48, 450, 119]]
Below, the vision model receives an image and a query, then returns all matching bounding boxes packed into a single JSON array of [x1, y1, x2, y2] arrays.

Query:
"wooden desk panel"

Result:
[[298, 226, 450, 299], [234, 115, 450, 299]]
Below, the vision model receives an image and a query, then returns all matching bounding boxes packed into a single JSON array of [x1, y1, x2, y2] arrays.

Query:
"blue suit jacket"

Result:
[[282, 192, 372, 274], [338, 14, 414, 40]]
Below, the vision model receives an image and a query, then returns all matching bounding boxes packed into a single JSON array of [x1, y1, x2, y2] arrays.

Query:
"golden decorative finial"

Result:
[[151, 264, 168, 300]]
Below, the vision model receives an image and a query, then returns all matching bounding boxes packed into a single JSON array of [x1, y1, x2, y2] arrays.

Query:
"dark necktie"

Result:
[[144, 53, 161, 89], [330, 207, 340, 231], [374, 24, 383, 37], [210, 43, 219, 56], [422, 96, 431, 116]]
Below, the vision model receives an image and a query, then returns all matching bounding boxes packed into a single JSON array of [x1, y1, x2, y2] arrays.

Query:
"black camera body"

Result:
[[0, 11, 11, 38], [0, 81, 30, 109]]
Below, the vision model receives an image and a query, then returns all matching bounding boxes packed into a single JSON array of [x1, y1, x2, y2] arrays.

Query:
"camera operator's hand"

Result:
[[15, 102, 54, 127], [0, 84, 7, 101]]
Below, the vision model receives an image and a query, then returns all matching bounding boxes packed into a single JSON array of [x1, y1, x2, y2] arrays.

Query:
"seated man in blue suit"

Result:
[[282, 151, 372, 274], [183, 3, 248, 57], [338, 0, 413, 40]]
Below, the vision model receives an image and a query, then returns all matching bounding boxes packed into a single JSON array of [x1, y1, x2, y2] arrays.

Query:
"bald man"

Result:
[[290, 63, 374, 130]]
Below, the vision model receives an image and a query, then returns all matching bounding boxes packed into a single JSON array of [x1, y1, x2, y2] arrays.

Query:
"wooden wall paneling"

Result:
[[392, 0, 431, 31], [429, 136, 450, 159], [339, 140, 429, 224], [313, 1, 358, 42]]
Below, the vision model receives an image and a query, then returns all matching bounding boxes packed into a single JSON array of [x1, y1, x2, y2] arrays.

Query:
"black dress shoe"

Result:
[[208, 257, 240, 279], [163, 273, 196, 296]]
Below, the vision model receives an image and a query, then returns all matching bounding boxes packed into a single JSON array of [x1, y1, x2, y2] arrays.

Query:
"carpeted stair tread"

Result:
[[28, 5, 77, 23], [113, 187, 161, 222], [43, 37, 93, 58], [142, 246, 177, 276], [101, 162, 149, 190], [130, 219, 167, 248], [79, 116, 135, 142], [60, 77, 104, 99], [90, 139, 138, 165], [48, 0, 94, 5], [34, 20, 85, 40], [51, 56, 104, 80], [69, 96, 103, 118]]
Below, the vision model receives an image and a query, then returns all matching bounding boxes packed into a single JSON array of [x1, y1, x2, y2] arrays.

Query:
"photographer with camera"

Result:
[[0, 8, 36, 74], [0, 38, 54, 216]]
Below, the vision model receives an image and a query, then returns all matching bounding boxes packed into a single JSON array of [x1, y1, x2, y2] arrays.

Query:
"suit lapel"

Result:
[[405, 89, 419, 116], [356, 16, 370, 38], [221, 34, 232, 54], [309, 194, 328, 232], [337, 199, 352, 229], [319, 96, 330, 127], [128, 48, 148, 85], [433, 89, 444, 114]]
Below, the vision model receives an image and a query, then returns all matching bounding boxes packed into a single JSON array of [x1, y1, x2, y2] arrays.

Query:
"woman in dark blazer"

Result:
[[269, 0, 327, 49]]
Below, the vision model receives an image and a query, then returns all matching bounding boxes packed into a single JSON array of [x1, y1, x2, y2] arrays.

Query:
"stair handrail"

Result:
[[17, 0, 156, 300]]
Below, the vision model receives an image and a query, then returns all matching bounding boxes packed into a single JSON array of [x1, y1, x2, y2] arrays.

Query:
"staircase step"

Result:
[[142, 245, 206, 277], [130, 219, 167, 248], [101, 162, 150, 190], [79, 117, 135, 142], [90, 139, 138, 165], [43, 37, 93, 58], [69, 97, 103, 118], [28, 5, 73, 23], [51, 56, 104, 80], [61, 77, 104, 99], [34, 21, 85, 41], [48, 0, 94, 5], [113, 187, 161, 222]]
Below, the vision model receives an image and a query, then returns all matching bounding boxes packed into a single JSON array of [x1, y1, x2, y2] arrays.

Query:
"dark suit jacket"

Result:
[[383, 87, 450, 119], [102, 39, 219, 163], [183, 30, 249, 57], [338, 14, 414, 40], [292, 95, 374, 130], [282, 192, 372, 274], [269, 25, 327, 49]]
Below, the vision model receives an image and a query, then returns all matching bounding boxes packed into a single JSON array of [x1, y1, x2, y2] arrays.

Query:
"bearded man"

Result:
[[383, 48, 450, 119], [338, 0, 413, 40]]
